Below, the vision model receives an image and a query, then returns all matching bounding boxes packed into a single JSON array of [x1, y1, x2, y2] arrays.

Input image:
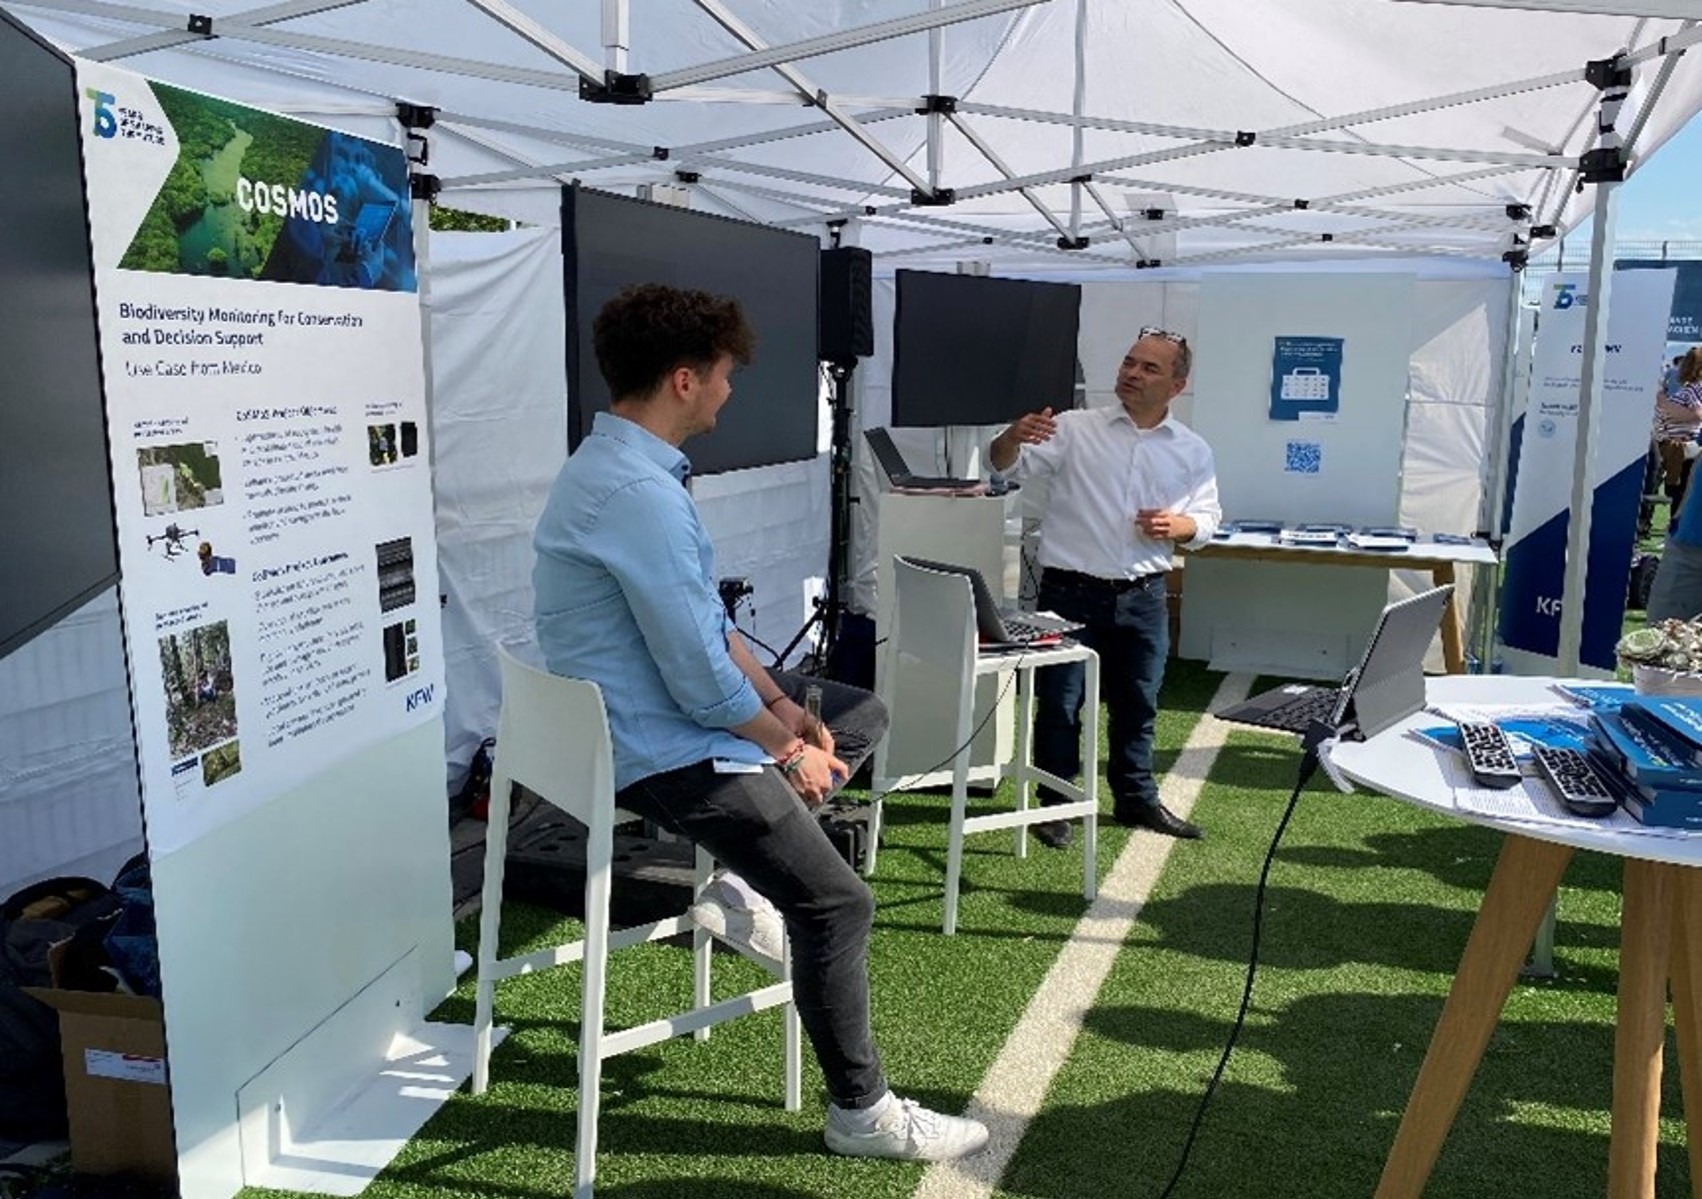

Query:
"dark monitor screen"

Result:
[[0, 14, 118, 661], [563, 185, 821, 476], [891, 270, 1081, 427]]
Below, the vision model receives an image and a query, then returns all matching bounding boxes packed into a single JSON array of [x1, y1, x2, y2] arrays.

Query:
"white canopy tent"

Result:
[[4, 0, 1702, 886]]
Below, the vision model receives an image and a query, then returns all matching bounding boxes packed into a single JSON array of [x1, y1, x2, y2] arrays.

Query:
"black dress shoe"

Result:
[[1032, 819, 1074, 849], [1115, 802, 1202, 840]]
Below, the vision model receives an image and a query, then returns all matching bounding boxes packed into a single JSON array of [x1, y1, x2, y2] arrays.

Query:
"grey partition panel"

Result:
[[0, 14, 119, 661]]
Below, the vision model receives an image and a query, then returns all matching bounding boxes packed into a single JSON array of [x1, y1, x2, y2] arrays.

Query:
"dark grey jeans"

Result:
[[615, 670, 891, 1109]]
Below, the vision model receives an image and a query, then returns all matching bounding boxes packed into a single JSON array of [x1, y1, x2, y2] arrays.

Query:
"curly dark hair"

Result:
[[593, 283, 756, 401]]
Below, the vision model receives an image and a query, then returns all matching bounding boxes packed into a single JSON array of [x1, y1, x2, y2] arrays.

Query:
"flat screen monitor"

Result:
[[891, 270, 1081, 427], [563, 185, 821, 476], [0, 14, 119, 661]]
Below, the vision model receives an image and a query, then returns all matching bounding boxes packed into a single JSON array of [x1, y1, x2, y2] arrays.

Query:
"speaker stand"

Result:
[[776, 358, 857, 673]]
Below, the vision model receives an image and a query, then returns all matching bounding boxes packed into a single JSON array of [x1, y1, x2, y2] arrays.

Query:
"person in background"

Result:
[[1646, 347, 1702, 621], [533, 283, 989, 1163], [988, 327, 1221, 847], [1653, 352, 1701, 526]]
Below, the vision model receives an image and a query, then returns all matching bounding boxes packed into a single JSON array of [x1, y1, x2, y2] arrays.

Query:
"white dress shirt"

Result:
[[1007, 405, 1221, 580]]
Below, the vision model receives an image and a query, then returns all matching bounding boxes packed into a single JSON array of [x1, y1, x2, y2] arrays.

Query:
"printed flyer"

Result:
[[78, 62, 444, 855]]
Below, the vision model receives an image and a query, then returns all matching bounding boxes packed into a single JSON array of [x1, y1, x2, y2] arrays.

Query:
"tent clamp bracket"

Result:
[[1234, 131, 1256, 147], [675, 170, 700, 184], [910, 187, 955, 206], [916, 94, 958, 115], [185, 13, 212, 36], [1502, 248, 1528, 271], [1056, 236, 1089, 250], [1580, 146, 1625, 184], [1134, 258, 1162, 269], [581, 71, 653, 105], [1585, 56, 1631, 91], [1530, 223, 1557, 240], [397, 103, 435, 167], [1504, 203, 1530, 221], [410, 174, 441, 203], [1069, 173, 1092, 185], [1141, 207, 1165, 220], [1293, 199, 1309, 210]]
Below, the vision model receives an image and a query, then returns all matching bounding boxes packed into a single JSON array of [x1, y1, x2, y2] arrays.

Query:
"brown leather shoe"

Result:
[[1115, 802, 1202, 840]]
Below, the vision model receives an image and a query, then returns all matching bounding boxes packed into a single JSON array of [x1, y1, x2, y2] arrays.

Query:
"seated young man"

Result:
[[532, 282, 988, 1162]]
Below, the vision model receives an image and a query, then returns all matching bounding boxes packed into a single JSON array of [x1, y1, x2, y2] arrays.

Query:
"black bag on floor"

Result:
[[0, 876, 122, 1140]]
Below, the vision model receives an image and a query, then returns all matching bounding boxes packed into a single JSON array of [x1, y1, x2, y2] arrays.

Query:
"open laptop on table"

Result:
[[902, 557, 1083, 650], [864, 427, 980, 491], [1213, 584, 1452, 740]]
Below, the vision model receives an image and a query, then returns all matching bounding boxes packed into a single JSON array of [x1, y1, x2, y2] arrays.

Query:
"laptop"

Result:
[[902, 557, 1083, 649], [864, 427, 981, 491], [1213, 584, 1453, 740]]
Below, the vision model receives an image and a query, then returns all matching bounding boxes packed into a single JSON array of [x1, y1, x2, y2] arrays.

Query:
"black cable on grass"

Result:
[[1156, 727, 1326, 1199]]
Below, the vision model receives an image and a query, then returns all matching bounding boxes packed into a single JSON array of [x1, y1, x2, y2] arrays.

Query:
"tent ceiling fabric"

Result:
[[7, 0, 1702, 268]]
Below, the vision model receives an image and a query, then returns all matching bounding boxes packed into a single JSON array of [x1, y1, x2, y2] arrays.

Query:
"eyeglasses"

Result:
[[1138, 325, 1188, 345]]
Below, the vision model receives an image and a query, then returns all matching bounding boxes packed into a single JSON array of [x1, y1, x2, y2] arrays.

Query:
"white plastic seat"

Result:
[[870, 556, 1100, 934], [470, 647, 800, 1199]]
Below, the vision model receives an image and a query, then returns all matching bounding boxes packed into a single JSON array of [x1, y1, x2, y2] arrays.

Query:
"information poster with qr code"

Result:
[[1269, 336, 1343, 422], [1284, 441, 1323, 477]]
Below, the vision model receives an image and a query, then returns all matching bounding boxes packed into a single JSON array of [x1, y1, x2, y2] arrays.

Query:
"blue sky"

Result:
[[1603, 111, 1702, 243]]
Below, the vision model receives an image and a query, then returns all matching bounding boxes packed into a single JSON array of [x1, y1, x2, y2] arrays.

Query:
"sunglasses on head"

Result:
[[1138, 325, 1188, 345]]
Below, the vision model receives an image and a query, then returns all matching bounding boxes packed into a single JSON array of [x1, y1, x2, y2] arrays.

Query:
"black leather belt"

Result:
[[1042, 567, 1167, 593]]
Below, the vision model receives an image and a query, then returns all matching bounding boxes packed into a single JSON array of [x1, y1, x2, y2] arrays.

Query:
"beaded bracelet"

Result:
[[778, 740, 808, 775]]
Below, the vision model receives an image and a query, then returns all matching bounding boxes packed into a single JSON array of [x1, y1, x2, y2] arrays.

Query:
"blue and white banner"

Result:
[[1268, 335, 1343, 421], [1499, 269, 1676, 672]]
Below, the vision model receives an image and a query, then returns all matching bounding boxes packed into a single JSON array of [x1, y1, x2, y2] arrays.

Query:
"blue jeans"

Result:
[[1033, 569, 1170, 811], [615, 671, 890, 1109], [1648, 538, 1702, 623]]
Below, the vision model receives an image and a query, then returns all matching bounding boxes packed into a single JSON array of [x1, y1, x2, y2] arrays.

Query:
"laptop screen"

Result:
[[862, 426, 913, 482]]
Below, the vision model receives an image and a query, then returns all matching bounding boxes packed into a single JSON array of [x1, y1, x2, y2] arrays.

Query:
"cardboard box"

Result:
[[23, 945, 175, 1179]]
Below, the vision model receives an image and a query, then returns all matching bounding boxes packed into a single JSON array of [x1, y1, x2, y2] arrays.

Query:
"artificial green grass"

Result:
[[996, 715, 1689, 1199], [238, 664, 1223, 1199], [238, 659, 1690, 1199]]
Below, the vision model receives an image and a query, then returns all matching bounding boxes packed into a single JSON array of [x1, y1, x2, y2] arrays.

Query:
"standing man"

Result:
[[533, 283, 988, 1163], [989, 327, 1221, 846]]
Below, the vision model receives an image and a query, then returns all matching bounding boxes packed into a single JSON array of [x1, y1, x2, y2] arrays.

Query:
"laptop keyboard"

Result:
[[1257, 688, 1342, 732], [1002, 619, 1064, 642]]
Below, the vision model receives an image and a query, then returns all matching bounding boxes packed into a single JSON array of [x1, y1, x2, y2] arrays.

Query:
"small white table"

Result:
[[1332, 675, 1702, 1199]]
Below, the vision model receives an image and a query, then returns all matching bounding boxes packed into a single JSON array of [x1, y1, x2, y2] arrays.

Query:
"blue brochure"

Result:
[[1624, 697, 1702, 762], [1418, 715, 1591, 763], [1590, 709, 1702, 792], [1555, 683, 1635, 712]]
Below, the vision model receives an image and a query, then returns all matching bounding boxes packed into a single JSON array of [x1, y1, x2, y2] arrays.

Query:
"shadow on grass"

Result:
[[1005, 990, 1687, 1199]]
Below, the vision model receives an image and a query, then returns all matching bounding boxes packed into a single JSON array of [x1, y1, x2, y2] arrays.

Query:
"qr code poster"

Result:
[[1284, 441, 1323, 476]]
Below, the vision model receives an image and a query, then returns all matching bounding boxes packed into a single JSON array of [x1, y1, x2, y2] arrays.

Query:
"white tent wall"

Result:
[[846, 265, 1509, 657], [428, 226, 831, 789], [0, 589, 141, 895]]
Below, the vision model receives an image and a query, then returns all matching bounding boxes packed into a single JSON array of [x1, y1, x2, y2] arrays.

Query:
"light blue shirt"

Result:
[[533, 412, 765, 789]]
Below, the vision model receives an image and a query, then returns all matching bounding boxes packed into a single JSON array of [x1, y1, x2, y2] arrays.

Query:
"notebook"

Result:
[[864, 427, 980, 491], [901, 557, 1083, 649], [1213, 584, 1453, 740]]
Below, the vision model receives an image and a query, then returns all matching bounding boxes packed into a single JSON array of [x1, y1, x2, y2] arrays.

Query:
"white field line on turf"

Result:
[[911, 671, 1255, 1199]]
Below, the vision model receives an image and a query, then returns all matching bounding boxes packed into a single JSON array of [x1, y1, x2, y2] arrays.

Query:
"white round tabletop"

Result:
[[1329, 674, 1702, 868]]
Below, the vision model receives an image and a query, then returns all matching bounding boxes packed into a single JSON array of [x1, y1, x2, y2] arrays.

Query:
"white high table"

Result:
[[1332, 675, 1702, 1199]]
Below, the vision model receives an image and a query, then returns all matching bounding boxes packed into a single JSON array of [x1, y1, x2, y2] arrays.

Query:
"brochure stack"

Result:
[[1589, 697, 1702, 828]]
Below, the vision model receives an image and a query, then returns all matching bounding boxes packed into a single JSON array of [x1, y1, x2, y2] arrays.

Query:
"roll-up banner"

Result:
[[77, 62, 444, 855], [1499, 269, 1675, 672]]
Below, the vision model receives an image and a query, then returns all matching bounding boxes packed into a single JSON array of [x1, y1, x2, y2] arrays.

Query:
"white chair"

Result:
[[470, 647, 801, 1199], [870, 556, 1100, 935]]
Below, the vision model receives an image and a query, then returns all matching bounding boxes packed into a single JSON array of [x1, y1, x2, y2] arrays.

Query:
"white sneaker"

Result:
[[689, 874, 785, 965], [824, 1095, 990, 1161]]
